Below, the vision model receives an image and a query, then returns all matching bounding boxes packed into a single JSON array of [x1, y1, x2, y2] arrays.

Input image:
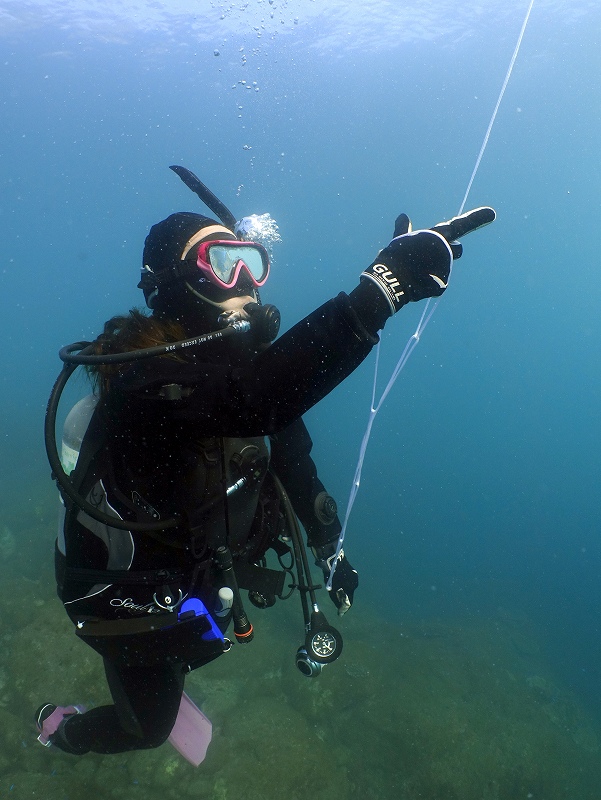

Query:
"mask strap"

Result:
[[181, 226, 234, 260]]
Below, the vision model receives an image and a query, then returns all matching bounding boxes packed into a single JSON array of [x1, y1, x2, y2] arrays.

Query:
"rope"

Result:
[[327, 0, 535, 590]]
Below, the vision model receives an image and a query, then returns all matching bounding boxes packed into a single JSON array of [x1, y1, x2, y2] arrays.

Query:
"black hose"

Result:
[[270, 471, 316, 628], [60, 326, 237, 366], [271, 471, 343, 666]]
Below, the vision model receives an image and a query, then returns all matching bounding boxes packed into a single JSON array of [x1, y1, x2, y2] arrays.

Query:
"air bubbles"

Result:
[[233, 78, 260, 94], [214, 49, 220, 56], [235, 214, 282, 251]]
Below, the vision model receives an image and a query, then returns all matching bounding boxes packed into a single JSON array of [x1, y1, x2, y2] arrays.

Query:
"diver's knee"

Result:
[[137, 727, 172, 750]]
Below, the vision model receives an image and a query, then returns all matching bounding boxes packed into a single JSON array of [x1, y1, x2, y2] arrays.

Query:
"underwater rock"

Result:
[[526, 674, 599, 753]]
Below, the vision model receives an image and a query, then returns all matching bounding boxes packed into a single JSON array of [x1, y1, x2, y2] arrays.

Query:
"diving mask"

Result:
[[196, 240, 270, 290]]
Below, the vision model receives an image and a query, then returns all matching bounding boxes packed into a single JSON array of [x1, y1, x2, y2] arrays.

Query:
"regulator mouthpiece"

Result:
[[244, 302, 281, 343]]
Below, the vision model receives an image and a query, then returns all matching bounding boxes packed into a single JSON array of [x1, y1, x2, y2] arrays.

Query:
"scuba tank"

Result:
[[60, 394, 98, 475], [57, 394, 98, 552]]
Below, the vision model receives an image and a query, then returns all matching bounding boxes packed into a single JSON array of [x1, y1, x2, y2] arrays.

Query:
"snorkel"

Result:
[[169, 165, 282, 255], [169, 165, 238, 230]]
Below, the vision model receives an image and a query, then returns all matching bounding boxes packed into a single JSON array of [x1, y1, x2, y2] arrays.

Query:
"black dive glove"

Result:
[[314, 547, 358, 617], [360, 206, 496, 316]]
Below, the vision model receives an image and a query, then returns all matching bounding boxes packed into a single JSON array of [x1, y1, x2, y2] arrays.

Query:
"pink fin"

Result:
[[168, 692, 212, 767], [37, 704, 86, 747]]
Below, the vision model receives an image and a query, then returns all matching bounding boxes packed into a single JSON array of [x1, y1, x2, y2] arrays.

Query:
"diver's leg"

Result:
[[51, 660, 185, 754]]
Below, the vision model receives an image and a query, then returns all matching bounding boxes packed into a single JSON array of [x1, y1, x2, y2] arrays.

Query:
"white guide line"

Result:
[[327, 0, 536, 591]]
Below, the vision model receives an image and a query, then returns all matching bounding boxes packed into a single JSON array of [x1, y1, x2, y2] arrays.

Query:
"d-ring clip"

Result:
[[153, 588, 183, 612]]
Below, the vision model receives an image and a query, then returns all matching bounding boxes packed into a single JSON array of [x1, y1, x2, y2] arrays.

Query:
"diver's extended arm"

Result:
[[112, 206, 495, 435]]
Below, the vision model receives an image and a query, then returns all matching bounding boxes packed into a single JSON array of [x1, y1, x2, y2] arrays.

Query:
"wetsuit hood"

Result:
[[139, 212, 238, 310]]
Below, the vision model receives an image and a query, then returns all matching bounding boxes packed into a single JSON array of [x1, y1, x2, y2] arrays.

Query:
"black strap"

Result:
[[63, 567, 185, 586], [75, 612, 178, 637], [234, 561, 285, 597]]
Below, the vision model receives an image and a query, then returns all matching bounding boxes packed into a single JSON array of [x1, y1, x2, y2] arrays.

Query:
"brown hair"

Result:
[[87, 308, 187, 396]]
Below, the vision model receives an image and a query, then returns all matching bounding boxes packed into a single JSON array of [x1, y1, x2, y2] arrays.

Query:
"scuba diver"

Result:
[[37, 165, 495, 760]]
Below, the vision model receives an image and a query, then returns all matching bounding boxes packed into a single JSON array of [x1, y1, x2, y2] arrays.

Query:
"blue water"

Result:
[[2, 1, 601, 795]]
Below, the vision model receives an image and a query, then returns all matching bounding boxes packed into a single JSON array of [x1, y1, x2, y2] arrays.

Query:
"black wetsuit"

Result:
[[55, 294, 378, 754]]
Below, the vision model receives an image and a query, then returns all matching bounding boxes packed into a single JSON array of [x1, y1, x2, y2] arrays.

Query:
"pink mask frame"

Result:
[[196, 240, 270, 290]]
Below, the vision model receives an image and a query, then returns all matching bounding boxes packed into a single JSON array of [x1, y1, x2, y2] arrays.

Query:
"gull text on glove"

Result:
[[373, 264, 405, 303]]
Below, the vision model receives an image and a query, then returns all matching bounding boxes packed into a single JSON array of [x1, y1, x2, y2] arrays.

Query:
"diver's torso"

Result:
[[58, 369, 278, 623]]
